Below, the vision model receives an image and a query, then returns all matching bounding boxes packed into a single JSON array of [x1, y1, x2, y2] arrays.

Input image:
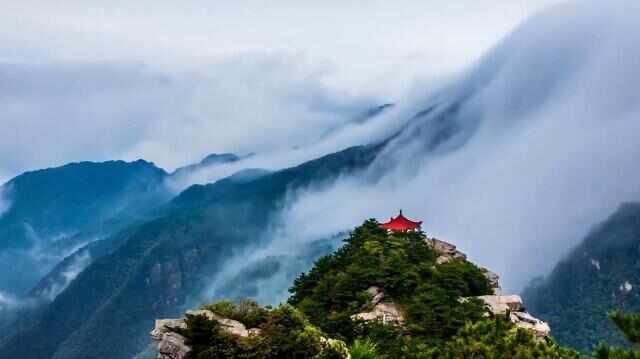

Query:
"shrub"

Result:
[[350, 339, 385, 359], [289, 219, 492, 349], [176, 302, 349, 359]]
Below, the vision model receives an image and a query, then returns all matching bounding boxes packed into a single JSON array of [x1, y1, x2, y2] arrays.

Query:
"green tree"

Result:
[[289, 220, 492, 346], [593, 311, 640, 359], [177, 220, 580, 358], [431, 315, 579, 359], [175, 303, 349, 359], [350, 339, 385, 359]]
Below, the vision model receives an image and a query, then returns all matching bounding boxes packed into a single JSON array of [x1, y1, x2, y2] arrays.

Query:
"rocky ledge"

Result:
[[350, 286, 404, 324], [150, 309, 263, 359]]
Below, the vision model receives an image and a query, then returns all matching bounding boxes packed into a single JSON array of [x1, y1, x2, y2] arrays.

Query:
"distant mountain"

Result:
[[0, 144, 381, 359], [523, 203, 640, 352], [171, 152, 254, 178], [0, 160, 170, 296]]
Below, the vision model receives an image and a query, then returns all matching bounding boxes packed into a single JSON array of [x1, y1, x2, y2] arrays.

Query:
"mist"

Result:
[[0, 186, 10, 218], [296, 0, 640, 291], [199, 0, 640, 301], [0, 56, 377, 183], [36, 249, 93, 302]]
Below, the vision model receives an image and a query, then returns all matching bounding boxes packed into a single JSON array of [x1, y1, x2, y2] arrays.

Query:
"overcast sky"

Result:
[[0, 0, 563, 182]]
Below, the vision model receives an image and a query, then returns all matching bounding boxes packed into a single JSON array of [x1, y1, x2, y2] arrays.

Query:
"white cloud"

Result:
[[38, 249, 92, 302], [4, 0, 637, 300], [258, 0, 640, 292], [1, 1, 562, 97], [0, 185, 11, 218], [0, 1, 565, 181], [0, 56, 376, 182]]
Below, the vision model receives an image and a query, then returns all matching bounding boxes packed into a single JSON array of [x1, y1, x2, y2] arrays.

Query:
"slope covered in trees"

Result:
[[174, 220, 578, 358], [523, 203, 640, 352], [0, 144, 380, 359]]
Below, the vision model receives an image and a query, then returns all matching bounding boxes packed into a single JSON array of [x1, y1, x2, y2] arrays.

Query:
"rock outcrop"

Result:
[[468, 294, 550, 339], [428, 237, 552, 340], [150, 319, 190, 359], [425, 237, 467, 264], [351, 286, 404, 324], [150, 309, 262, 359], [185, 309, 254, 337], [510, 311, 551, 339]]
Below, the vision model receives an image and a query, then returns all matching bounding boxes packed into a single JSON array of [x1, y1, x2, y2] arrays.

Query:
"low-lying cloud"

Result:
[[0, 185, 10, 218], [211, 0, 640, 296], [36, 249, 92, 302], [0, 55, 377, 183]]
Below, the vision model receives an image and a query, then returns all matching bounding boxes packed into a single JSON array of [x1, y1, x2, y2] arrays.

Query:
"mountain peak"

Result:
[[149, 220, 561, 359]]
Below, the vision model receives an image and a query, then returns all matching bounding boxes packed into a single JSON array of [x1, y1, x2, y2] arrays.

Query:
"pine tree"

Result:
[[593, 311, 640, 359]]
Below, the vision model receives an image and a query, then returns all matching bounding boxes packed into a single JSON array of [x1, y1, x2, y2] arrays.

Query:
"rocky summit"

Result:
[[150, 222, 561, 359]]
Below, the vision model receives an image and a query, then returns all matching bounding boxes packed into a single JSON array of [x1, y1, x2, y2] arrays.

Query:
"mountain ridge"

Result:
[[523, 202, 640, 352], [0, 143, 383, 359]]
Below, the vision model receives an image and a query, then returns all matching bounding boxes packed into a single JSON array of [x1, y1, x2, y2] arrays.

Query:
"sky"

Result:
[[0, 0, 563, 183]]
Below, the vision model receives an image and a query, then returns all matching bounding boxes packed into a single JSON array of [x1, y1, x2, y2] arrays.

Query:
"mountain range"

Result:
[[2, 1, 640, 358], [0, 140, 382, 359]]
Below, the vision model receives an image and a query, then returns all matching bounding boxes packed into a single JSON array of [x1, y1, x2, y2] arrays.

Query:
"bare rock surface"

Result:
[[510, 311, 551, 339], [351, 286, 404, 324], [157, 332, 191, 359], [151, 310, 259, 358], [475, 294, 523, 314], [482, 269, 502, 294], [468, 292, 551, 340], [425, 237, 467, 264], [150, 320, 190, 359]]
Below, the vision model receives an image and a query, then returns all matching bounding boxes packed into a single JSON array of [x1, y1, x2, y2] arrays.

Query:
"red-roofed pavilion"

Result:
[[380, 210, 422, 232]]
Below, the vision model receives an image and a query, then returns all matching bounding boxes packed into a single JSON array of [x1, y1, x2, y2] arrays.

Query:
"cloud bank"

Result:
[[1, 0, 562, 97], [0, 0, 565, 184], [0, 56, 376, 184], [203, 0, 640, 298]]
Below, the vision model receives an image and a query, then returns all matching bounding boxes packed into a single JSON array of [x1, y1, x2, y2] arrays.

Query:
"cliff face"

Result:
[[150, 234, 552, 359]]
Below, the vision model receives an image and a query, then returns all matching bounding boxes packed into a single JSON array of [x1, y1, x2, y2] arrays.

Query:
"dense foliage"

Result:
[[349, 339, 383, 359], [289, 219, 492, 348], [523, 203, 640, 352], [181, 220, 580, 358], [432, 315, 578, 358], [593, 311, 640, 359], [0, 144, 380, 359], [176, 301, 349, 359]]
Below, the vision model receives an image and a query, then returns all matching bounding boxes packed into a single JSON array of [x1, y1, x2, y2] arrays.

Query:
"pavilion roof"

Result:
[[380, 210, 422, 231]]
